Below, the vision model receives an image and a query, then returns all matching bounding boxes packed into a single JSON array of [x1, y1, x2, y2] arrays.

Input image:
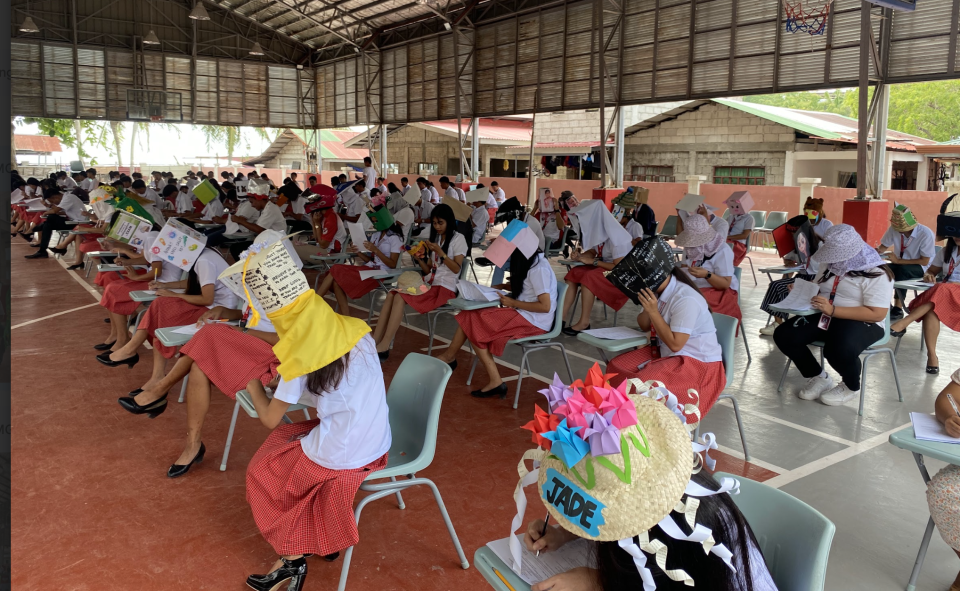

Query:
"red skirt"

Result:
[[728, 240, 748, 267], [565, 265, 629, 311], [910, 283, 960, 331], [331, 264, 380, 299], [181, 324, 279, 399], [607, 347, 725, 417], [137, 297, 208, 358], [398, 286, 456, 314], [701, 288, 742, 334], [95, 271, 125, 288], [246, 420, 389, 556], [456, 307, 546, 357], [100, 278, 150, 316], [79, 237, 102, 253]]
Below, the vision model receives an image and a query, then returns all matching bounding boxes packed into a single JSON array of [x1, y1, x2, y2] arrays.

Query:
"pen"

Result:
[[536, 514, 550, 557], [492, 568, 517, 591], [947, 393, 960, 418]]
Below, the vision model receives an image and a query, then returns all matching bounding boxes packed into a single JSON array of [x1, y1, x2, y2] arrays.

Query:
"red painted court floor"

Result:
[[11, 245, 776, 590]]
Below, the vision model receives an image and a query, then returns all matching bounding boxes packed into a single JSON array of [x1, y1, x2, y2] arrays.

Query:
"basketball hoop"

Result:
[[150, 115, 163, 122], [784, 0, 833, 35]]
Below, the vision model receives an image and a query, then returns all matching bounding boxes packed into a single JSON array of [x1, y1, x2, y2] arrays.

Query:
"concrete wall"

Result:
[[383, 124, 510, 177], [533, 103, 687, 143]]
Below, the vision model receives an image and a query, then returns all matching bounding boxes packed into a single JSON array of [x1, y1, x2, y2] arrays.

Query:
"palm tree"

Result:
[[109, 120, 124, 167]]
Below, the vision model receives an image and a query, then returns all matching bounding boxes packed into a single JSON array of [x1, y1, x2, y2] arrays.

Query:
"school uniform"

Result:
[[541, 211, 562, 244], [812, 218, 833, 239], [455, 255, 557, 356], [429, 186, 441, 204], [136, 249, 239, 359], [906, 246, 960, 331], [444, 186, 460, 203], [773, 267, 893, 391], [58, 177, 78, 190], [760, 219, 832, 319], [246, 334, 391, 556], [80, 177, 98, 192], [726, 213, 755, 266], [99, 232, 182, 316], [175, 192, 195, 214], [330, 231, 404, 299], [683, 245, 742, 329], [201, 198, 225, 220], [470, 204, 488, 245], [140, 187, 162, 209], [564, 236, 634, 311], [224, 200, 259, 235], [362, 167, 377, 191], [709, 214, 729, 238], [491, 188, 506, 204], [397, 232, 467, 313], [606, 276, 726, 414], [32, 193, 86, 250], [229, 201, 287, 260], [414, 201, 435, 233], [880, 223, 936, 301], [624, 218, 644, 242]]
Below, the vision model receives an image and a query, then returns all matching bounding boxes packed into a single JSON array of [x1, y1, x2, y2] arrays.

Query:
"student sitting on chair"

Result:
[[24, 187, 91, 260], [676, 213, 742, 330], [372, 204, 468, 359], [890, 228, 960, 375], [723, 191, 756, 267], [561, 200, 633, 336], [774, 224, 893, 406], [293, 188, 346, 261], [435, 232, 557, 399], [228, 179, 289, 261], [610, 190, 644, 245], [97, 248, 238, 401], [605, 238, 726, 414], [925, 368, 960, 591], [515, 379, 777, 591], [238, 242, 390, 591], [316, 205, 404, 314], [533, 187, 567, 250], [117, 233, 293, 480], [877, 203, 934, 320], [468, 188, 490, 246]]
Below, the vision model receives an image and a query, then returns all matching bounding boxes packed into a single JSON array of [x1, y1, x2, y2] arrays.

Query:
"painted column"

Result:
[[798, 177, 821, 214], [687, 174, 706, 195]]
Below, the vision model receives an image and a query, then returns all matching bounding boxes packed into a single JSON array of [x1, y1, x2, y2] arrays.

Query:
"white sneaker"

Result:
[[759, 324, 778, 336], [820, 383, 859, 406], [797, 374, 835, 400]]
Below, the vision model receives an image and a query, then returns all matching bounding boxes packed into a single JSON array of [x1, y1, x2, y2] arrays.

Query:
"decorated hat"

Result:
[[890, 202, 918, 232], [607, 236, 676, 304], [367, 204, 396, 232], [246, 178, 272, 199], [674, 212, 718, 249], [496, 197, 526, 224], [803, 197, 825, 214], [724, 191, 754, 216], [810, 223, 885, 277], [611, 189, 637, 210], [303, 184, 338, 214], [484, 219, 540, 268], [509, 365, 738, 586], [218, 233, 370, 380]]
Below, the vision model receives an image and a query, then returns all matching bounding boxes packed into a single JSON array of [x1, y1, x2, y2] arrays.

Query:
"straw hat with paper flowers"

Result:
[[509, 363, 738, 587]]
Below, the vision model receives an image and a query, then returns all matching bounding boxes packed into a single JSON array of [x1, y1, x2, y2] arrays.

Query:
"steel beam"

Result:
[[856, 1, 871, 199]]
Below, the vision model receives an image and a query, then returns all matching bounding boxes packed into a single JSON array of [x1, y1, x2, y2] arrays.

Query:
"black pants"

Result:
[[35, 215, 69, 250], [229, 240, 253, 262], [773, 314, 884, 391], [891, 263, 924, 305], [287, 219, 312, 235]]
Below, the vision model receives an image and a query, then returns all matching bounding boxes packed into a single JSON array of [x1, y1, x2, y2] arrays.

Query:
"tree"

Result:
[[199, 125, 278, 163], [108, 121, 124, 167], [16, 117, 112, 164]]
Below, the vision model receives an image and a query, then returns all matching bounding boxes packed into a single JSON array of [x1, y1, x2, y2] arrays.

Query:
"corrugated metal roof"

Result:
[[415, 119, 533, 142], [14, 134, 62, 153], [242, 128, 368, 166]]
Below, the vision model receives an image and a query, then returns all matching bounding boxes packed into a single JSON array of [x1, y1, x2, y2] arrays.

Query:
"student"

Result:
[[924, 369, 960, 591], [676, 213, 742, 329], [376, 176, 389, 196], [724, 193, 756, 267], [427, 180, 441, 204], [774, 224, 893, 406], [278, 180, 309, 233], [175, 184, 196, 215], [412, 189, 435, 235], [362, 156, 378, 190], [439, 176, 460, 202], [339, 179, 367, 224], [468, 190, 489, 246], [484, 185, 499, 217], [633, 191, 658, 237], [57, 171, 78, 191], [536, 187, 567, 250], [605, 240, 726, 413], [484, 197, 548, 285], [677, 201, 729, 238], [561, 200, 633, 336], [24, 188, 90, 259], [890, 231, 960, 375], [228, 180, 289, 260], [371, 204, 467, 358], [296, 190, 345, 260], [81, 168, 98, 192], [436, 246, 556, 398], [131, 179, 162, 210], [317, 210, 404, 313], [877, 203, 935, 319], [611, 191, 644, 245], [489, 181, 506, 205], [400, 176, 411, 195]]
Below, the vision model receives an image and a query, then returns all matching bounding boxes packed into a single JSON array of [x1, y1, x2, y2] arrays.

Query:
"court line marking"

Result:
[[717, 402, 858, 447], [54, 255, 104, 299], [714, 444, 787, 476], [11, 303, 101, 329]]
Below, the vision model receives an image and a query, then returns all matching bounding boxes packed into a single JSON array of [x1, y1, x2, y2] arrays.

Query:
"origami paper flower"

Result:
[[584, 363, 617, 389], [599, 383, 638, 430], [538, 374, 576, 412], [583, 411, 622, 457], [542, 419, 591, 469], [521, 406, 561, 450], [554, 391, 598, 436]]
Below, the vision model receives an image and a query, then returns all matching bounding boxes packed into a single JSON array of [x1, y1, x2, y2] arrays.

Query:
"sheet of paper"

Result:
[[458, 280, 505, 302], [675, 193, 705, 213], [486, 536, 596, 585], [902, 280, 936, 288], [911, 412, 960, 444], [346, 221, 368, 252], [581, 327, 648, 340], [775, 278, 819, 311], [359, 269, 385, 281], [402, 185, 421, 206], [171, 324, 203, 336]]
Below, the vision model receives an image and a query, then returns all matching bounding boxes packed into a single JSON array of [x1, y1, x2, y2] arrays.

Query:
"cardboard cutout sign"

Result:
[[772, 215, 818, 262], [150, 219, 207, 270], [724, 191, 754, 216], [465, 187, 488, 205], [192, 179, 219, 205], [607, 237, 676, 304], [107, 210, 154, 253], [443, 195, 473, 222], [219, 236, 308, 311], [402, 184, 422, 206], [675, 193, 706, 214], [539, 188, 556, 213]]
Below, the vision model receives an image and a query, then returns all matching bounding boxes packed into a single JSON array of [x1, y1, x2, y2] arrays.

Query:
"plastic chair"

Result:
[[776, 311, 903, 416], [466, 283, 575, 409], [543, 226, 570, 259], [337, 354, 470, 591], [658, 214, 679, 238], [425, 258, 488, 354], [732, 267, 752, 364], [225, 389, 312, 471], [753, 211, 787, 249], [748, 210, 767, 251], [741, 235, 758, 285], [710, 313, 750, 460], [715, 472, 836, 591]]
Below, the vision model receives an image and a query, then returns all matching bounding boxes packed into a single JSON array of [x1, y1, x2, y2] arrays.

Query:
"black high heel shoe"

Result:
[[67, 263, 84, 270], [167, 442, 205, 478], [471, 383, 508, 399], [378, 350, 389, 361], [118, 392, 168, 418], [96, 351, 139, 368], [93, 341, 117, 351], [245, 556, 308, 591], [446, 359, 457, 371]]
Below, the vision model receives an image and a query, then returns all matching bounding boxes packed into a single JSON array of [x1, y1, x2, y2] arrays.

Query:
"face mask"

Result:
[[805, 209, 819, 220]]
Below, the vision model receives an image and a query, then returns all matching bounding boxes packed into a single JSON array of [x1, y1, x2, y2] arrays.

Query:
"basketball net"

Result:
[[150, 115, 163, 122], [783, 0, 833, 35]]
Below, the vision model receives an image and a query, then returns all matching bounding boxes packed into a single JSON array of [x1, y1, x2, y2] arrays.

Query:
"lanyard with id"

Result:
[[648, 298, 667, 360], [817, 276, 842, 330]]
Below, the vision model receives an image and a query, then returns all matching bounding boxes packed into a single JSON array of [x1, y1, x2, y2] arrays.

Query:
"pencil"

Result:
[[492, 568, 517, 591]]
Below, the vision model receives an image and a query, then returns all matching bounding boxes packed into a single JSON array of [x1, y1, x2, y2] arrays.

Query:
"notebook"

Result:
[[485, 536, 596, 585], [910, 412, 960, 444]]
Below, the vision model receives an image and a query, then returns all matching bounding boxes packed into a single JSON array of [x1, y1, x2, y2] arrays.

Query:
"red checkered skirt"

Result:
[[246, 420, 389, 556], [99, 279, 150, 316], [137, 297, 208, 358], [565, 265, 629, 311], [95, 271, 124, 288], [398, 286, 456, 314], [701, 287, 742, 334], [180, 324, 279, 399], [79, 237, 102, 253], [330, 264, 380, 299], [455, 307, 546, 356], [607, 348, 725, 417], [728, 240, 748, 267], [25, 211, 44, 225], [909, 283, 960, 331]]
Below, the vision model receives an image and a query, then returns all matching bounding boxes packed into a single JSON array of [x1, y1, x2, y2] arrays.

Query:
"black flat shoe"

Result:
[[118, 393, 168, 419], [167, 442, 205, 478], [446, 359, 457, 371], [246, 556, 308, 591], [129, 388, 143, 395], [67, 263, 84, 270], [50, 247, 67, 255], [24, 250, 48, 259], [322, 553, 340, 562], [927, 365, 940, 375], [471, 383, 508, 399], [378, 350, 389, 361], [93, 341, 117, 351], [97, 351, 139, 368], [561, 324, 589, 337]]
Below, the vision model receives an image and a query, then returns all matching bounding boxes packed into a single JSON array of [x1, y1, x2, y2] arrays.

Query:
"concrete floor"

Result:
[[10, 236, 959, 591]]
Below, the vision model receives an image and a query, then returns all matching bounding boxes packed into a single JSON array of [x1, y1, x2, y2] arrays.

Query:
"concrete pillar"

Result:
[[917, 157, 929, 192], [798, 177, 821, 213], [613, 109, 625, 188], [379, 124, 388, 175], [471, 116, 480, 180], [784, 151, 796, 186], [872, 84, 890, 199], [280, 166, 286, 183], [688, 151, 698, 175], [687, 174, 706, 194]]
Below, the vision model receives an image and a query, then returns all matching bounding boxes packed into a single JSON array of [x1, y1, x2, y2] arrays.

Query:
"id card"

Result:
[[817, 314, 832, 330]]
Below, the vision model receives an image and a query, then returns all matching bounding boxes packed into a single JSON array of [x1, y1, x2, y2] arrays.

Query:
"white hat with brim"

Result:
[[810, 224, 865, 265], [674, 214, 718, 248]]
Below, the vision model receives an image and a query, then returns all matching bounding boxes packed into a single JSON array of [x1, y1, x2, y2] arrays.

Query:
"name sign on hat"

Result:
[[607, 237, 676, 304], [150, 218, 207, 271]]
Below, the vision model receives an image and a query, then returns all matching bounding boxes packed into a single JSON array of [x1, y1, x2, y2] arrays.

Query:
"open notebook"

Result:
[[485, 536, 596, 585]]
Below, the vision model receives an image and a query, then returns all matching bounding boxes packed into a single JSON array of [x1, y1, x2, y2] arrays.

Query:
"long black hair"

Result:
[[595, 471, 762, 591], [507, 248, 543, 299], [186, 249, 227, 296], [942, 236, 958, 265], [429, 203, 460, 255], [306, 352, 351, 394], [819, 264, 895, 282]]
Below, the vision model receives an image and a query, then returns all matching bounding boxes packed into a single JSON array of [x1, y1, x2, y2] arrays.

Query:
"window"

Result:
[[418, 163, 439, 175], [385, 163, 400, 175], [628, 165, 675, 183], [713, 166, 765, 185]]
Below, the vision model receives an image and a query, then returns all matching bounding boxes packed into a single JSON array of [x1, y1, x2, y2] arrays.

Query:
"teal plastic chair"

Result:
[[732, 267, 752, 363], [754, 211, 788, 249], [658, 214, 679, 238], [747, 210, 767, 252], [466, 283, 574, 409], [776, 311, 903, 416], [229, 389, 312, 471], [715, 472, 836, 591], [337, 354, 469, 590], [742, 235, 757, 285], [710, 313, 750, 460]]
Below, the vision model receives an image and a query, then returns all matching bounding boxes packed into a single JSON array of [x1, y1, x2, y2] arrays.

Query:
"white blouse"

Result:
[[515, 254, 557, 331], [430, 232, 468, 292], [651, 277, 722, 363]]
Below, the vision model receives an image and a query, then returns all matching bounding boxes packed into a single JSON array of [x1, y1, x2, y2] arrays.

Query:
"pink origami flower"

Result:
[[521, 406, 561, 450], [554, 391, 598, 437], [599, 384, 638, 430], [583, 411, 622, 457]]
